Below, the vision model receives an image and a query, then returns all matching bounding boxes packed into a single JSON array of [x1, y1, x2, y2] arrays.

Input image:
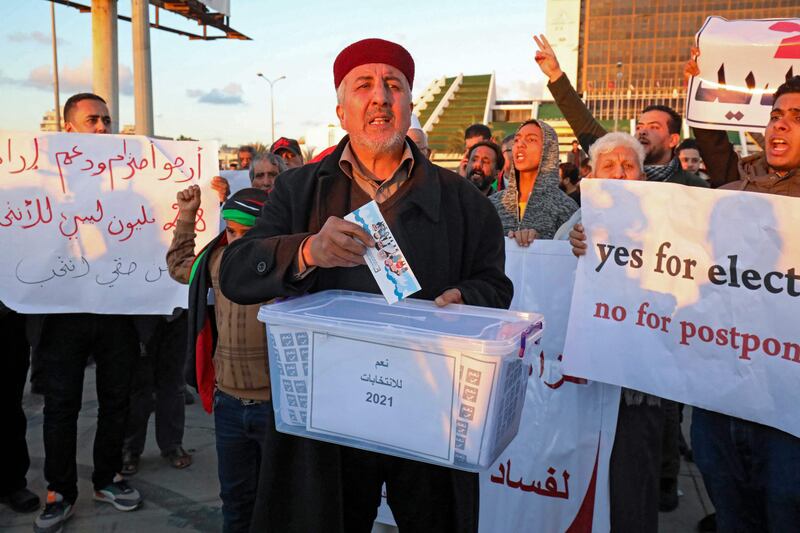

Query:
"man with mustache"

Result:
[[270, 137, 304, 169], [458, 123, 493, 177], [684, 66, 800, 531], [466, 140, 504, 195], [29, 93, 142, 533], [219, 38, 511, 533]]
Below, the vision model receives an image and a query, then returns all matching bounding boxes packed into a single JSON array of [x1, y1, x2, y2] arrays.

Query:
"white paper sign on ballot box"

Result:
[[310, 334, 458, 462]]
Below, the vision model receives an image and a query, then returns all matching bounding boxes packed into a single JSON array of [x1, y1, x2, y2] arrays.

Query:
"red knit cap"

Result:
[[333, 38, 415, 90]]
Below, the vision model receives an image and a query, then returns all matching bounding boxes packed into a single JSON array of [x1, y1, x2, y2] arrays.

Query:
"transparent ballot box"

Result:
[[258, 290, 544, 471]]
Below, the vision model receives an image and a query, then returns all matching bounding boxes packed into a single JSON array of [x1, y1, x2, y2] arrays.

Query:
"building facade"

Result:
[[548, 0, 798, 121]]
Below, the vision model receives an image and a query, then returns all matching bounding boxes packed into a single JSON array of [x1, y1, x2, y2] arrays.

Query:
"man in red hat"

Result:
[[220, 38, 511, 532], [270, 137, 304, 169]]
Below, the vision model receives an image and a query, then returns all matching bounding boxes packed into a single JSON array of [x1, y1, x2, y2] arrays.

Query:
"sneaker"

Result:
[[93, 474, 142, 511], [34, 491, 73, 533]]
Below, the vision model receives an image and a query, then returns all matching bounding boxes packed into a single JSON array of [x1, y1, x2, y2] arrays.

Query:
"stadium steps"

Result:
[[415, 77, 457, 127], [427, 74, 492, 153]]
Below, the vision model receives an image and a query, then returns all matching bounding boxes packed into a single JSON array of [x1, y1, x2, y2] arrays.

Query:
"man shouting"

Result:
[[220, 38, 512, 532]]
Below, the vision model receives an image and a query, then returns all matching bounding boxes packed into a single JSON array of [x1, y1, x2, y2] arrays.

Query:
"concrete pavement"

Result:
[[1, 366, 712, 532]]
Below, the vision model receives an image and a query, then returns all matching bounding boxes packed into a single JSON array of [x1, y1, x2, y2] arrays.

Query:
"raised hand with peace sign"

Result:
[[533, 34, 564, 83]]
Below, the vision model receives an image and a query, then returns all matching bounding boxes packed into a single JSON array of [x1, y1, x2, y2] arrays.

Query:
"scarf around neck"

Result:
[[645, 157, 680, 182]]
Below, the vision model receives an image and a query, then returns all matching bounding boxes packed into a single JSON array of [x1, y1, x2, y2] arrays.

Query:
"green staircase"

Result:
[[417, 77, 456, 127], [426, 74, 492, 153]]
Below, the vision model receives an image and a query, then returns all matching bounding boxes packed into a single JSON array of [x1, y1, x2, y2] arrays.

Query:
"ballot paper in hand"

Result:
[[345, 201, 420, 304]]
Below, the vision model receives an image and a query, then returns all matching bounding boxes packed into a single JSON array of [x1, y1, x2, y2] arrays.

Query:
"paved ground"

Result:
[[1, 366, 712, 532]]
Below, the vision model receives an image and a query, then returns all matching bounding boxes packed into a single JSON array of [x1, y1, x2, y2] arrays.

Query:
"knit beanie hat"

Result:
[[220, 187, 268, 227]]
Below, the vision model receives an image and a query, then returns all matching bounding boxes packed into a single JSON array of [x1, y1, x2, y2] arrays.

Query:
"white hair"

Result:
[[588, 132, 645, 172], [407, 128, 427, 144], [336, 83, 345, 104], [249, 152, 287, 183]]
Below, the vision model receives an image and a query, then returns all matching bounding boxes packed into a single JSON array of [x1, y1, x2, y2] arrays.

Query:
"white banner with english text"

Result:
[[564, 180, 800, 437], [376, 241, 619, 532], [0, 131, 220, 315], [685, 17, 800, 131]]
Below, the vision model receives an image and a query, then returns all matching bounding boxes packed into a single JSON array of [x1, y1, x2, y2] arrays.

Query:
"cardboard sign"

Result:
[[685, 17, 800, 131]]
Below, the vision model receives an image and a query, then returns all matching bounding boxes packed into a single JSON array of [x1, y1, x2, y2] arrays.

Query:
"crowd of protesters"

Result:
[[1, 27, 799, 533]]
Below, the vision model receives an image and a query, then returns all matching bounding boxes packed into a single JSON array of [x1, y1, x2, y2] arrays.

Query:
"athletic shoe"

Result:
[[33, 491, 73, 533], [93, 474, 142, 511]]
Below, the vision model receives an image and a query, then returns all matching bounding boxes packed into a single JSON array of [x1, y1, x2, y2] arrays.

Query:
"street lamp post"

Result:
[[50, 1, 62, 131], [257, 73, 286, 144], [614, 61, 623, 132]]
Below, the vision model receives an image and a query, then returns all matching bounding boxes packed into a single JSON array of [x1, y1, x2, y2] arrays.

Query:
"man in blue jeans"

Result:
[[166, 185, 272, 533], [212, 391, 272, 531], [686, 75, 800, 533]]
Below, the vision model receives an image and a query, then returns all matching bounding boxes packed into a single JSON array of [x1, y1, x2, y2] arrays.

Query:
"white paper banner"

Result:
[[0, 131, 219, 315], [220, 169, 251, 196], [479, 240, 618, 533], [376, 241, 619, 531], [564, 180, 800, 437], [685, 16, 800, 132]]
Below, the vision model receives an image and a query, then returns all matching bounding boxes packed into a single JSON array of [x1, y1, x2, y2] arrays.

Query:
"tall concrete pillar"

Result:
[[92, 0, 119, 133], [131, 0, 154, 136]]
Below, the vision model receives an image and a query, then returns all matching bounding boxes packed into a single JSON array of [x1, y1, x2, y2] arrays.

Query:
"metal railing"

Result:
[[584, 82, 687, 124]]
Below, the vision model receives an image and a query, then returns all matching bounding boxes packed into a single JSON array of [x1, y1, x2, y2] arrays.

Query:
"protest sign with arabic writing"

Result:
[[0, 131, 219, 314], [479, 240, 618, 533], [564, 180, 800, 437], [685, 17, 800, 132], [376, 241, 619, 531]]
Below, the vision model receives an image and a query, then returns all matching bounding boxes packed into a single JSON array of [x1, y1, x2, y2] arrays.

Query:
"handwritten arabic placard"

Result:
[[345, 201, 421, 304], [685, 17, 800, 132], [308, 332, 458, 462], [563, 180, 800, 437], [0, 131, 219, 314]]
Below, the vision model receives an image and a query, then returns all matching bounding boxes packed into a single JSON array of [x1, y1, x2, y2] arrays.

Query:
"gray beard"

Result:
[[353, 131, 406, 156]]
